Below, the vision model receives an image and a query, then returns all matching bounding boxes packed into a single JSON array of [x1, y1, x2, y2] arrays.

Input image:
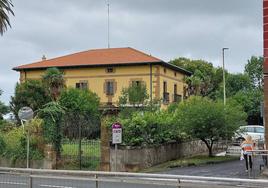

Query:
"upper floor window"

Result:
[[105, 81, 114, 95], [174, 72, 177, 77], [106, 67, 114, 73], [132, 80, 142, 87], [76, 81, 88, 90], [164, 68, 167, 74]]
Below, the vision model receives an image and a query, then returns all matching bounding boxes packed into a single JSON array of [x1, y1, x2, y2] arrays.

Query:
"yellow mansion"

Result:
[[13, 47, 191, 106]]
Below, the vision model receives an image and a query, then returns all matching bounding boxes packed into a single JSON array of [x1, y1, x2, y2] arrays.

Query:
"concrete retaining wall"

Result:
[[110, 140, 225, 172]]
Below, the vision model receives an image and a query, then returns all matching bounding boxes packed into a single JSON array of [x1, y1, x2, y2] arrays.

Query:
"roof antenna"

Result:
[[107, 0, 110, 48]]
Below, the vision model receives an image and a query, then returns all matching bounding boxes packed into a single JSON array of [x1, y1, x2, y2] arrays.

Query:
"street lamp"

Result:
[[222, 47, 229, 106]]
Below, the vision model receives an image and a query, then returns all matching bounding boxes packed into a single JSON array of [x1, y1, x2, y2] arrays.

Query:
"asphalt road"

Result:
[[0, 156, 265, 188], [163, 155, 264, 179]]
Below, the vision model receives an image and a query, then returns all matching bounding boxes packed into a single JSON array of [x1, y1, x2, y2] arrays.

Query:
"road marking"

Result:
[[40, 184, 76, 188], [0, 181, 27, 185]]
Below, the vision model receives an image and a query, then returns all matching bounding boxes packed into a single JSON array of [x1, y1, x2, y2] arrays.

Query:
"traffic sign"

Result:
[[112, 122, 122, 144]]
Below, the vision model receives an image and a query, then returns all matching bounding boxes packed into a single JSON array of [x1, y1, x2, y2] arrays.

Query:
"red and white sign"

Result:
[[112, 122, 122, 144]]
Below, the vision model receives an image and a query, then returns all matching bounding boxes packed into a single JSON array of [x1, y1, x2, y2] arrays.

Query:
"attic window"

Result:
[[106, 67, 114, 73]]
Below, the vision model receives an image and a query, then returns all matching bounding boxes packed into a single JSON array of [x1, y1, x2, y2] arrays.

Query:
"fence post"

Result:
[[79, 123, 82, 170], [95, 174, 99, 188], [28, 175, 32, 188]]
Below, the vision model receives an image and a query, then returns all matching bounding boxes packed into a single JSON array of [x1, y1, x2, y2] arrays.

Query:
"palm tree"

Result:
[[42, 68, 65, 101], [0, 0, 14, 35]]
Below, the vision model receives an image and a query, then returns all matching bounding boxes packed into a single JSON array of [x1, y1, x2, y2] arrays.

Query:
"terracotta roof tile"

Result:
[[13, 47, 162, 70], [13, 47, 192, 75]]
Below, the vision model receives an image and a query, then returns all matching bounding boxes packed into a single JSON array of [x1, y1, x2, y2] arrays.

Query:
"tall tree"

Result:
[[10, 80, 51, 123], [0, 0, 14, 35], [170, 58, 222, 97], [245, 56, 263, 90], [42, 68, 65, 101], [175, 96, 246, 157], [59, 88, 100, 139]]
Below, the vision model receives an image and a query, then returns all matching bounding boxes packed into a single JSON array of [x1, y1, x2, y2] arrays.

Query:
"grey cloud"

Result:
[[0, 0, 263, 104]]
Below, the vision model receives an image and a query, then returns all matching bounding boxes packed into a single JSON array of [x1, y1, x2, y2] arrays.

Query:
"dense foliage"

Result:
[[38, 102, 64, 162], [10, 80, 51, 123], [118, 83, 160, 118], [170, 57, 222, 97], [0, 118, 44, 163], [170, 56, 264, 125], [59, 88, 100, 139], [119, 83, 149, 105], [107, 110, 187, 147], [42, 68, 65, 101], [174, 96, 246, 156], [0, 89, 8, 120], [245, 56, 263, 90]]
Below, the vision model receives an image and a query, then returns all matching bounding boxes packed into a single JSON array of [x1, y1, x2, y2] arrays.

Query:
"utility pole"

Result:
[[107, 0, 110, 48], [222, 47, 229, 106]]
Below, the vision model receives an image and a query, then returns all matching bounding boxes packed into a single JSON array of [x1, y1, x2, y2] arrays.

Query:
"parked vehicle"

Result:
[[234, 125, 264, 144]]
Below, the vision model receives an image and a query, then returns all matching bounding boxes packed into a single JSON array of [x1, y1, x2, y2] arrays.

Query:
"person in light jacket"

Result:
[[241, 135, 254, 172]]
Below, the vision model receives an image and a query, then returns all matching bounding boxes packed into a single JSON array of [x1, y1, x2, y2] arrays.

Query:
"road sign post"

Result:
[[18, 107, 33, 169], [112, 122, 122, 172]]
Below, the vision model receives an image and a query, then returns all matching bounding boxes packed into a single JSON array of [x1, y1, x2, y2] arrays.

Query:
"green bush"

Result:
[[107, 110, 187, 147], [1, 119, 45, 161]]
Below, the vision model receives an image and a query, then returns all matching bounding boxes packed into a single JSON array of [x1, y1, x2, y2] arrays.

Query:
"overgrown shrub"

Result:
[[1, 119, 44, 162], [106, 110, 188, 147]]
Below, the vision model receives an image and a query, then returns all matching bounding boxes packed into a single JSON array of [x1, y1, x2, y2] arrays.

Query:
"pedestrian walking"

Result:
[[241, 135, 254, 172]]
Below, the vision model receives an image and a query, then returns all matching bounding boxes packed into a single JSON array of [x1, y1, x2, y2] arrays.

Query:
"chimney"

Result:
[[42, 55, 46, 61]]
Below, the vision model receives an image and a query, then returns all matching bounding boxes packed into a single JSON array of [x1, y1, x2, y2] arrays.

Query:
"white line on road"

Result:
[[40, 184, 76, 188], [0, 181, 27, 185]]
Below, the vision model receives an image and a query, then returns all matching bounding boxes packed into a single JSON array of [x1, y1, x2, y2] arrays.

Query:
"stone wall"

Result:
[[110, 140, 226, 172], [0, 158, 45, 168]]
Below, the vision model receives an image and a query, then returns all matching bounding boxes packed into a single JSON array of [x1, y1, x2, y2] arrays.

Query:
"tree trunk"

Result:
[[201, 138, 213, 157]]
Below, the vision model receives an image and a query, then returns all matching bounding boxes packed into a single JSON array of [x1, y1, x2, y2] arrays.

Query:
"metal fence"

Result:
[[0, 167, 268, 188], [60, 139, 100, 170]]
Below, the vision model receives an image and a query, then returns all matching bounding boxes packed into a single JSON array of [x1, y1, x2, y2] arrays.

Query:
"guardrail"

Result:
[[247, 150, 268, 178], [0, 167, 268, 188]]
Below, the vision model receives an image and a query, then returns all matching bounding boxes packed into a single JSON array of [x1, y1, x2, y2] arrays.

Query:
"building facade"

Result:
[[13, 47, 191, 106]]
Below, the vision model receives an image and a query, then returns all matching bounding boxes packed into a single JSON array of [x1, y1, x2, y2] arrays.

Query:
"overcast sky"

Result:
[[0, 0, 263, 104]]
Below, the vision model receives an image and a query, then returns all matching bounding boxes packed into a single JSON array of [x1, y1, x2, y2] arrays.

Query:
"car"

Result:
[[234, 125, 265, 144]]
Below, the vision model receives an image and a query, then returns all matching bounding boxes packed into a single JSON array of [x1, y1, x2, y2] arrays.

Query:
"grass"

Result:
[[141, 155, 239, 173], [61, 140, 100, 158], [60, 140, 100, 170]]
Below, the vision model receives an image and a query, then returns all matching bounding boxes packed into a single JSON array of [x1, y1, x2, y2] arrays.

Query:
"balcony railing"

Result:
[[163, 92, 170, 104]]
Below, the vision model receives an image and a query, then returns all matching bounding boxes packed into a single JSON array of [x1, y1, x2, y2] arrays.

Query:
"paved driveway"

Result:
[[162, 156, 264, 179]]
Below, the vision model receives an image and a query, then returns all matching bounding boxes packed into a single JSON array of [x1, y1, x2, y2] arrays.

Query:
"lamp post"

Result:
[[222, 48, 229, 106]]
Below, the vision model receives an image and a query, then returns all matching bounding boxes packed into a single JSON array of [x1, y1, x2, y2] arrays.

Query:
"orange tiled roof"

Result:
[[13, 47, 162, 70], [13, 47, 191, 75]]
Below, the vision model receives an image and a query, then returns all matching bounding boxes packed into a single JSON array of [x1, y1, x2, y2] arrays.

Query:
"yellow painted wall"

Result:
[[158, 66, 185, 105], [20, 65, 187, 106]]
